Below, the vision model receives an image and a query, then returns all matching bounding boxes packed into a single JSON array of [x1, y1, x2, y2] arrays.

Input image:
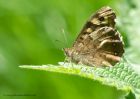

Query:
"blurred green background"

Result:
[[0, 0, 140, 99]]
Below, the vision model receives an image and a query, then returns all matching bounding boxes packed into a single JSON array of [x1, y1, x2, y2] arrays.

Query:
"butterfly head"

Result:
[[63, 48, 73, 57]]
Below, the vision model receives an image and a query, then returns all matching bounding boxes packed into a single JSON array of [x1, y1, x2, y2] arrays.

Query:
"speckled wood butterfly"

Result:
[[64, 6, 124, 67]]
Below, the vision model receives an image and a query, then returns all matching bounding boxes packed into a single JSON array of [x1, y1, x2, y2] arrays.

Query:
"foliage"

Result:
[[19, 57, 140, 99], [0, 0, 140, 99]]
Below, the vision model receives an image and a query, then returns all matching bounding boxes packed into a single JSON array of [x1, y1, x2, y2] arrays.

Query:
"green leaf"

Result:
[[19, 57, 140, 99], [125, 91, 136, 99]]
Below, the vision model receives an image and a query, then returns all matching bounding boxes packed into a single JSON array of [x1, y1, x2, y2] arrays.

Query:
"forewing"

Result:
[[73, 6, 116, 47]]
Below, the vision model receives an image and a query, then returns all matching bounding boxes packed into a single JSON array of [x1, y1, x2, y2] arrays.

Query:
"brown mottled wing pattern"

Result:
[[64, 6, 124, 67]]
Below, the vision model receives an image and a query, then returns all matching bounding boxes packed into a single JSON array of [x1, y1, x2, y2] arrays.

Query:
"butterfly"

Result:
[[64, 6, 124, 67]]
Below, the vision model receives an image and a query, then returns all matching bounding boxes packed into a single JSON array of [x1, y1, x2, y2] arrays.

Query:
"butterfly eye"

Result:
[[99, 17, 105, 21]]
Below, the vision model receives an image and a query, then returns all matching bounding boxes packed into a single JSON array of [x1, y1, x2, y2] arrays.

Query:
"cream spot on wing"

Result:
[[102, 61, 112, 66], [78, 43, 84, 47], [98, 39, 109, 48], [113, 43, 116, 46], [86, 28, 92, 33], [105, 54, 120, 62], [91, 18, 100, 25], [114, 52, 117, 55], [82, 34, 88, 39]]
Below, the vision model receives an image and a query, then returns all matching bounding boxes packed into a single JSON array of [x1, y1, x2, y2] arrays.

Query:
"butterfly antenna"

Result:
[[61, 28, 68, 47], [55, 39, 64, 45]]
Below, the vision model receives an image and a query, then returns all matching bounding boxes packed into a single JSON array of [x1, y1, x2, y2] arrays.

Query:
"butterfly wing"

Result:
[[89, 27, 124, 66], [64, 6, 124, 67], [74, 6, 116, 47]]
